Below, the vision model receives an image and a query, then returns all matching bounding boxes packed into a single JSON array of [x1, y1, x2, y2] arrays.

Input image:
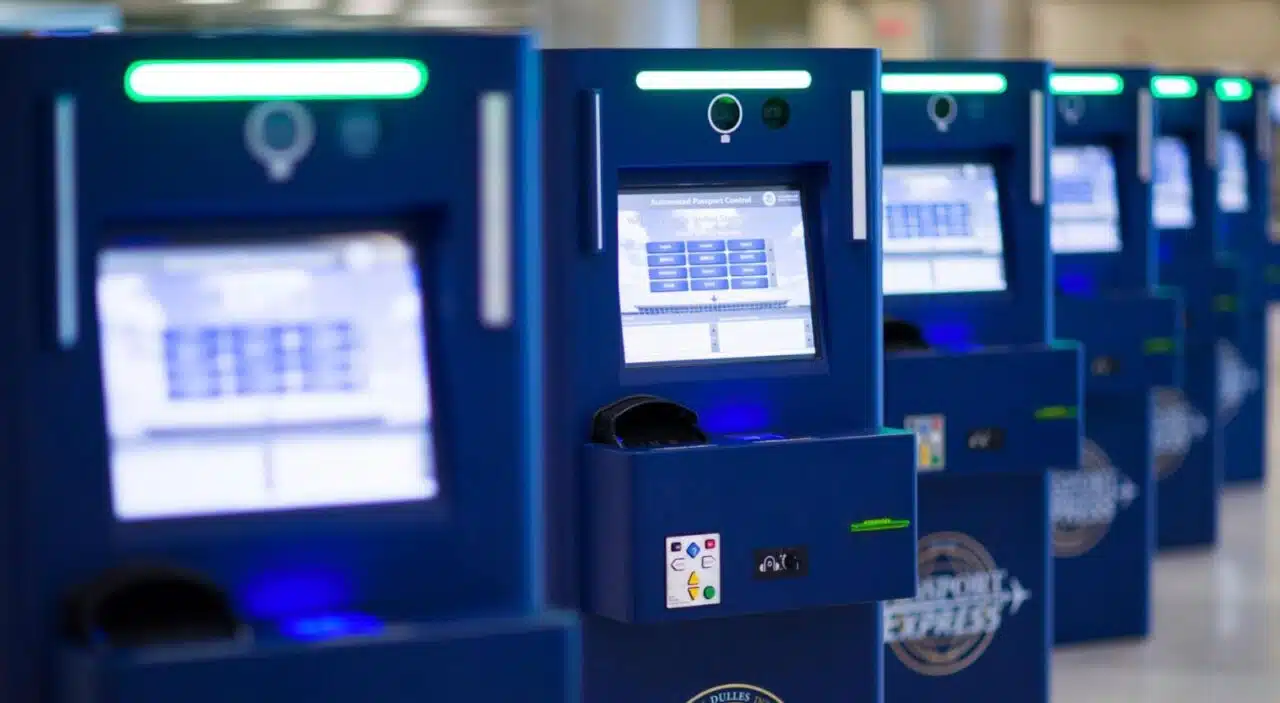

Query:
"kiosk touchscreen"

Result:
[[0, 34, 577, 703], [1151, 73, 1222, 549], [879, 63, 1080, 703], [1049, 68, 1183, 645], [1215, 77, 1270, 484], [544, 51, 917, 703]]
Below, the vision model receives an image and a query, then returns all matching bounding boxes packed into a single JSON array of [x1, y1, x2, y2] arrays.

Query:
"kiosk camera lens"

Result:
[[761, 97, 791, 129], [708, 94, 743, 134], [930, 95, 956, 121]]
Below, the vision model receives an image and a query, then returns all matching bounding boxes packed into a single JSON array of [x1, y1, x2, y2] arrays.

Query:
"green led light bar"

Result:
[[1151, 75, 1197, 99], [1217, 77, 1254, 102], [882, 73, 1007, 95], [1050, 72, 1124, 96], [635, 70, 812, 91], [125, 59, 428, 103], [1034, 405, 1078, 421], [849, 518, 911, 534], [1143, 337, 1176, 355]]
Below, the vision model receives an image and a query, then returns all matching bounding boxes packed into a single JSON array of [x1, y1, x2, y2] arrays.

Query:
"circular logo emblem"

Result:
[[761, 191, 778, 207], [1051, 440, 1138, 558], [1151, 386, 1206, 479], [686, 683, 784, 703], [884, 532, 1031, 677]]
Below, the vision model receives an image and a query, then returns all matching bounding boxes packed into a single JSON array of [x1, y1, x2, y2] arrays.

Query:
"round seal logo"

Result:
[[686, 683, 783, 703], [1051, 440, 1139, 558], [884, 532, 1031, 677], [1151, 386, 1206, 479]]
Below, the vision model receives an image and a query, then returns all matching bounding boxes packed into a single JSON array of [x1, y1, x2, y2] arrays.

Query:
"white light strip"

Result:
[[1138, 88, 1153, 183], [850, 90, 867, 241], [127, 61, 423, 100], [592, 91, 604, 253], [635, 70, 812, 91], [479, 91, 513, 329], [1206, 94, 1220, 169], [1030, 90, 1045, 206], [54, 95, 78, 350]]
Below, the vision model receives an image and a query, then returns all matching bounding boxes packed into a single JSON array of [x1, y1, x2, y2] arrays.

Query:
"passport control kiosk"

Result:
[[1049, 68, 1182, 644], [1152, 73, 1223, 548], [543, 50, 919, 703], [1216, 76, 1270, 484], [0, 34, 578, 703], [877, 63, 1079, 703]]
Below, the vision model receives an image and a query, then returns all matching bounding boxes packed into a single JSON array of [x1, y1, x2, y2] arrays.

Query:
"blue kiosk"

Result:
[[1152, 73, 1222, 548], [878, 63, 1080, 703], [542, 50, 919, 703], [0, 34, 578, 703], [1216, 76, 1270, 485], [1049, 68, 1183, 643]]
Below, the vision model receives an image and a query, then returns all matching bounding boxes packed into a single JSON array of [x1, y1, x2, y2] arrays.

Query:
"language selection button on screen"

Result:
[[666, 533, 722, 609]]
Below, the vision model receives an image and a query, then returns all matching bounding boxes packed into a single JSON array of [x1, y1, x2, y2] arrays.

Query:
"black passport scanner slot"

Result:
[[64, 564, 241, 648], [592, 394, 709, 449], [885, 318, 931, 352]]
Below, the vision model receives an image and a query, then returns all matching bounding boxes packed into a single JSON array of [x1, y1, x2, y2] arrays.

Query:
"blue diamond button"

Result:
[[686, 544, 701, 558]]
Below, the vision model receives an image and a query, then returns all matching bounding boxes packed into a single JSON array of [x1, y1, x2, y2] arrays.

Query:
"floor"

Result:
[[1051, 308, 1280, 702]]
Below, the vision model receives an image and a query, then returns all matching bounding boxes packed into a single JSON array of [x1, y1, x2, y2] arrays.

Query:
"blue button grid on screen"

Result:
[[164, 321, 357, 401], [645, 237, 776, 295]]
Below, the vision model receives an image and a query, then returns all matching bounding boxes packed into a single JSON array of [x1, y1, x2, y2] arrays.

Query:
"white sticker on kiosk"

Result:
[[666, 533, 722, 609]]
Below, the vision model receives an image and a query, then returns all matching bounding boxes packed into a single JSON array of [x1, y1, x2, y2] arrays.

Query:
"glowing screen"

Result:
[[1050, 146, 1122, 254], [617, 187, 817, 365], [1219, 130, 1249, 213], [882, 163, 1006, 295], [97, 232, 435, 521], [1154, 136, 1195, 229]]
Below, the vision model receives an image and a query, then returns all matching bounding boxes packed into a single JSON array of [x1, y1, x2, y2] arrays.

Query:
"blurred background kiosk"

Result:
[[542, 50, 919, 703], [1215, 75, 1271, 485], [1151, 72, 1222, 549], [0, 33, 578, 703], [877, 62, 1080, 703], [1050, 67, 1182, 643]]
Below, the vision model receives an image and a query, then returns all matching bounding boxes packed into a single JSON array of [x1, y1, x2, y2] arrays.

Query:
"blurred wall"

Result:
[[707, 0, 1280, 72]]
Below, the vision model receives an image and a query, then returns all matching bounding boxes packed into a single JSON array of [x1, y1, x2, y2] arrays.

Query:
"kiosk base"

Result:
[[1053, 293, 1178, 643], [582, 606, 881, 703], [884, 471, 1051, 703], [58, 612, 580, 703]]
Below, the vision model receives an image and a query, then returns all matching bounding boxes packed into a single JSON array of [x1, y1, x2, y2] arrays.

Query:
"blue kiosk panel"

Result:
[[1216, 76, 1269, 484], [879, 62, 1078, 703], [1050, 68, 1182, 644], [544, 51, 917, 703], [0, 34, 577, 703], [1152, 73, 1222, 549]]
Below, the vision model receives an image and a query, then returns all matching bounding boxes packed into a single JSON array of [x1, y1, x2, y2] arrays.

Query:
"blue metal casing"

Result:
[[1216, 76, 1271, 484], [880, 60, 1079, 703], [1154, 73, 1222, 549], [544, 49, 917, 703], [0, 32, 578, 703], [1050, 67, 1182, 644]]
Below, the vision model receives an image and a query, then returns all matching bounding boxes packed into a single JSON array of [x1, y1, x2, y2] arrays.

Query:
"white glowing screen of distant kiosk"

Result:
[[1050, 146, 1122, 254], [1154, 136, 1195, 229], [882, 163, 1007, 295], [1219, 130, 1249, 213], [617, 188, 817, 366], [98, 233, 435, 522]]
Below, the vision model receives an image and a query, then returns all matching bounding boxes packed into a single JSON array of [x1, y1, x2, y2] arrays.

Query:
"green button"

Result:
[[704, 586, 716, 599]]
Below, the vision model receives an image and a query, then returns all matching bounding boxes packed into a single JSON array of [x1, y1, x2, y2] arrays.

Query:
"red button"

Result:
[[705, 538, 716, 549]]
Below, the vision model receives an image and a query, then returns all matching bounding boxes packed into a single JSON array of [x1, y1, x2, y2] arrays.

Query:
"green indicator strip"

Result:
[[1143, 337, 1176, 355], [849, 518, 911, 534], [1214, 295, 1237, 313], [1034, 405, 1078, 421], [125, 59, 428, 103]]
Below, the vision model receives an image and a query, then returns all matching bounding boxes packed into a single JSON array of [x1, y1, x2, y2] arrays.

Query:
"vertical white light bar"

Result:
[[479, 91, 513, 329], [54, 95, 79, 349], [850, 90, 867, 240]]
